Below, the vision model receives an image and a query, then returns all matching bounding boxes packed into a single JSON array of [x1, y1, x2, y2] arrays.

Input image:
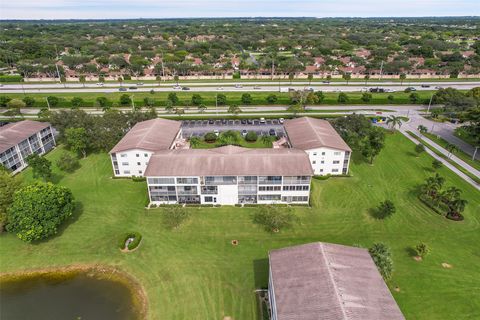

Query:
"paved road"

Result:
[[1, 82, 479, 94]]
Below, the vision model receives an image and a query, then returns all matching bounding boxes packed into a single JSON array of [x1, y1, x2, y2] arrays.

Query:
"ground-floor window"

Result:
[[178, 196, 200, 204], [239, 195, 257, 204], [282, 196, 308, 202], [258, 194, 281, 201]]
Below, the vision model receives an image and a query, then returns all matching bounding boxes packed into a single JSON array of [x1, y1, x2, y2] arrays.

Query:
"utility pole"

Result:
[[271, 58, 275, 81], [54, 44, 62, 84], [473, 146, 478, 161], [379, 61, 384, 81], [427, 94, 434, 114]]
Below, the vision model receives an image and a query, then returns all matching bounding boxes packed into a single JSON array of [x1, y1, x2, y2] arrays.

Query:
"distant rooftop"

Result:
[[144, 145, 314, 177], [110, 118, 181, 153], [284, 117, 351, 152], [269, 242, 405, 320], [0, 120, 50, 154]]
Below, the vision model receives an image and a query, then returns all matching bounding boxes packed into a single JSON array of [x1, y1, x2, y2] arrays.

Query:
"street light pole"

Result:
[[215, 93, 218, 116], [45, 97, 51, 110], [131, 94, 135, 111], [473, 146, 478, 161], [427, 94, 434, 114]]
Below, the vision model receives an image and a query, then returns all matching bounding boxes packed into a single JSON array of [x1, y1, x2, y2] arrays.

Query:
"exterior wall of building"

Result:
[[147, 175, 311, 205], [0, 126, 55, 174], [305, 147, 350, 175], [110, 149, 154, 177]]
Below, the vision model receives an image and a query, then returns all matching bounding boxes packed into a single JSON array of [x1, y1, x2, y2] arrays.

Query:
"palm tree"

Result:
[[445, 143, 458, 159], [448, 198, 468, 217], [441, 186, 462, 203], [417, 125, 428, 137], [421, 173, 445, 198], [386, 115, 403, 131]]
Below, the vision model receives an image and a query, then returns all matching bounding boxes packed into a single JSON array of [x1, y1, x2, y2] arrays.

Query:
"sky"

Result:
[[1, 0, 479, 20]]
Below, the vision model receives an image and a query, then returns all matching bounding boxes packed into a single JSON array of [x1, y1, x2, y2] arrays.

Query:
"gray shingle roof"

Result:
[[284, 117, 352, 152], [144, 145, 314, 177], [269, 242, 405, 320], [0, 120, 50, 154], [109, 118, 181, 153]]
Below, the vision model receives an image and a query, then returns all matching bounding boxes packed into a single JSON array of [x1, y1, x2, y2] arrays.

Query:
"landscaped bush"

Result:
[[245, 131, 258, 142], [204, 132, 217, 143], [162, 207, 190, 229], [415, 242, 430, 259], [368, 242, 393, 280], [119, 231, 142, 250], [375, 200, 396, 219], [131, 176, 146, 182], [253, 206, 297, 232], [0, 75, 23, 82]]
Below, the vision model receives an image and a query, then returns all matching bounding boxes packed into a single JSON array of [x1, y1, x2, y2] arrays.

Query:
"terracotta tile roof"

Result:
[[284, 117, 351, 152], [269, 242, 405, 320], [109, 118, 181, 153], [0, 120, 50, 154], [144, 145, 314, 177]]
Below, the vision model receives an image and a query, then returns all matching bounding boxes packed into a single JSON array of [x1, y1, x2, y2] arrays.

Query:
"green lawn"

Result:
[[1, 90, 438, 109], [1, 134, 480, 320]]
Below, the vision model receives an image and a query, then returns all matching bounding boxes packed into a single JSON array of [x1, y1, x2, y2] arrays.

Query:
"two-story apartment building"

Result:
[[284, 117, 351, 175], [145, 146, 313, 205], [0, 120, 56, 174], [109, 118, 181, 177], [268, 242, 405, 320]]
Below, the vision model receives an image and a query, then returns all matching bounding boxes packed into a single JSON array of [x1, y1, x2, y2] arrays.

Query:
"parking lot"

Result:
[[181, 118, 286, 138]]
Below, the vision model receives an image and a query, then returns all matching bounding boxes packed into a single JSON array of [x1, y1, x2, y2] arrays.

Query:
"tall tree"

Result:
[[26, 154, 52, 181], [65, 127, 88, 158]]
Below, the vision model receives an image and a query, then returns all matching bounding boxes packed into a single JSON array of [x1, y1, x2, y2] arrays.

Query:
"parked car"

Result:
[[241, 129, 247, 137], [213, 129, 219, 136], [119, 87, 127, 91], [222, 119, 227, 125], [247, 119, 253, 124], [208, 119, 214, 124], [279, 118, 285, 124], [182, 87, 190, 90], [241, 119, 247, 124], [269, 129, 276, 136], [260, 118, 266, 124]]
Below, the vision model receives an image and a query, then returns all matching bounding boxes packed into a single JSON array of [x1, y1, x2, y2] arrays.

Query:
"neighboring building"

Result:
[[0, 120, 56, 173], [145, 146, 313, 205], [110, 116, 351, 205], [109, 118, 182, 177], [268, 242, 405, 320], [284, 117, 351, 175]]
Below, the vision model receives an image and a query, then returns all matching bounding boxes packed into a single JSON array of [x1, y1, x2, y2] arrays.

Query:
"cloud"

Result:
[[1, 0, 479, 19]]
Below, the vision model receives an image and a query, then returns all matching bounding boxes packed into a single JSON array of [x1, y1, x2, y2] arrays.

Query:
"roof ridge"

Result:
[[306, 117, 327, 147], [319, 242, 349, 320]]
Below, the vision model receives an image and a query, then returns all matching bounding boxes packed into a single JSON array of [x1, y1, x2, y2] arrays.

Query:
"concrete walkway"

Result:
[[400, 130, 480, 191]]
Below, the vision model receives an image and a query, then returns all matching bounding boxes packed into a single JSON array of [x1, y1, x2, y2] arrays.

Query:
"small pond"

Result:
[[0, 273, 141, 320]]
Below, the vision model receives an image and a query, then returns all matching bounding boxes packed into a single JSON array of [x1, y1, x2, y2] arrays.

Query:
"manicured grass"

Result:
[[0, 90, 438, 109], [1, 134, 480, 320], [423, 132, 480, 171]]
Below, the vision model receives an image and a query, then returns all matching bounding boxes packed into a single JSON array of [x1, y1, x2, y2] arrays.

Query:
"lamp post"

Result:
[[131, 94, 135, 111], [427, 94, 434, 114], [45, 97, 51, 110], [473, 146, 478, 161]]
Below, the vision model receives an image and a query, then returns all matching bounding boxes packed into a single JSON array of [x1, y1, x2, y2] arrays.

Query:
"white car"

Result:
[[235, 84, 243, 88], [96, 83, 104, 86], [213, 129, 220, 136], [279, 118, 284, 124], [260, 118, 266, 124], [217, 87, 224, 90], [173, 85, 181, 90]]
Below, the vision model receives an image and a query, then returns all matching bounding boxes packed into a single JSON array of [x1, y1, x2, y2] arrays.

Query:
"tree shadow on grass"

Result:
[[405, 246, 417, 258]]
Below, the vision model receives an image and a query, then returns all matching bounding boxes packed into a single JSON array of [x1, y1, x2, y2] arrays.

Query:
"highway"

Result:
[[1, 81, 479, 94]]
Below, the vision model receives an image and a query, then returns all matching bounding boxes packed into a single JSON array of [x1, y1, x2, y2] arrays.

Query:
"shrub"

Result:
[[376, 200, 396, 219], [415, 143, 425, 156], [361, 92, 372, 103], [131, 176, 146, 182], [119, 94, 131, 106], [337, 92, 349, 103], [6, 182, 75, 242], [56, 152, 80, 173], [241, 93, 252, 104], [245, 131, 258, 142], [253, 206, 297, 232], [432, 159, 443, 170], [0, 96, 12, 107], [204, 132, 217, 143], [415, 242, 430, 258], [368, 242, 393, 280], [191, 94, 203, 106], [162, 207, 190, 229], [266, 94, 278, 104], [0, 75, 23, 82], [7, 99, 26, 109], [22, 96, 36, 108], [119, 232, 142, 250]]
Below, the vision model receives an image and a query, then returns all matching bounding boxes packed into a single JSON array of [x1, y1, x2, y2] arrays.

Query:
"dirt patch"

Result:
[[441, 262, 452, 269], [413, 256, 423, 261], [0, 264, 148, 319], [394, 286, 401, 292], [223, 317, 233, 320]]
